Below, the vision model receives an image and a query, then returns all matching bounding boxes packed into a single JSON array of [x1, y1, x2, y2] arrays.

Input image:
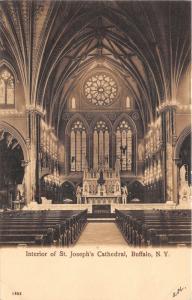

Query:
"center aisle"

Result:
[[76, 222, 127, 245]]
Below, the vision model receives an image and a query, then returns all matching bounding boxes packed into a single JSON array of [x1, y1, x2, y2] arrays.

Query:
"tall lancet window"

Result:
[[116, 120, 133, 171], [0, 68, 15, 106], [93, 121, 109, 169], [126, 96, 131, 108], [71, 97, 76, 109], [70, 120, 86, 172]]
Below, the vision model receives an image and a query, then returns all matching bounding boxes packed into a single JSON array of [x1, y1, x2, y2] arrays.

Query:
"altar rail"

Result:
[[110, 203, 177, 212], [21, 202, 185, 214], [25, 202, 93, 213]]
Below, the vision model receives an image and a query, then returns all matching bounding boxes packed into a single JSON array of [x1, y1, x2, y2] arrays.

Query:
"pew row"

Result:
[[115, 209, 192, 247], [0, 210, 87, 247]]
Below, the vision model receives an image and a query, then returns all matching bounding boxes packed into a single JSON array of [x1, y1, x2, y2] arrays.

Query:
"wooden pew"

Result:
[[115, 209, 192, 247], [0, 209, 88, 247], [0, 234, 45, 246]]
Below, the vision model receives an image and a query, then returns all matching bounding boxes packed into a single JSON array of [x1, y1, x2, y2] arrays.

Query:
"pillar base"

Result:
[[166, 201, 175, 205]]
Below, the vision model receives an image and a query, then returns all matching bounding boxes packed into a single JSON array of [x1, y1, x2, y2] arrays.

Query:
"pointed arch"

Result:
[[113, 113, 137, 134], [65, 113, 90, 136], [128, 179, 145, 187], [0, 64, 15, 106], [174, 125, 191, 160], [90, 114, 112, 132], [113, 113, 137, 173], [0, 59, 19, 82], [90, 115, 112, 169], [0, 121, 29, 162], [65, 115, 89, 172], [61, 181, 76, 202], [61, 180, 76, 189]]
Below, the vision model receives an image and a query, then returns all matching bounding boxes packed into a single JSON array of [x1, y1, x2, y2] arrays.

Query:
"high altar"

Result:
[[76, 159, 127, 205]]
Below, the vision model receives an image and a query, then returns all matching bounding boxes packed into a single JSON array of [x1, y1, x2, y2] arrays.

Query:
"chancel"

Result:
[[82, 161, 122, 204], [0, 1, 191, 247]]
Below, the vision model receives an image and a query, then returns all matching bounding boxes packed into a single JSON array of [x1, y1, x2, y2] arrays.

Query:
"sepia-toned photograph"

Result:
[[0, 1, 191, 299]]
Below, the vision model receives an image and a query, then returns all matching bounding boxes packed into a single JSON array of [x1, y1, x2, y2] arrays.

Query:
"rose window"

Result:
[[84, 74, 117, 106]]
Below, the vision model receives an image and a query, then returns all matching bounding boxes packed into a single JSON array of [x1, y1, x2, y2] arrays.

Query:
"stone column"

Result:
[[21, 160, 31, 205], [26, 106, 44, 204], [172, 158, 181, 205], [160, 105, 177, 204]]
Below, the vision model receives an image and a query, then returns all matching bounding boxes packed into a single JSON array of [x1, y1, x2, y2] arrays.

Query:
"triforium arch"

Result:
[[113, 113, 137, 174], [0, 121, 30, 207], [90, 115, 113, 169], [65, 114, 89, 174]]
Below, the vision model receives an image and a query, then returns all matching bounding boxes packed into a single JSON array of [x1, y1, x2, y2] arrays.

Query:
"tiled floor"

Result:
[[77, 222, 127, 245]]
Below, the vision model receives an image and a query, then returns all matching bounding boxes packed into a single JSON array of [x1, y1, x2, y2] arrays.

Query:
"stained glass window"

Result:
[[84, 74, 117, 106], [71, 97, 76, 109], [116, 120, 133, 171], [0, 69, 15, 106], [93, 121, 109, 169], [70, 121, 86, 171], [126, 96, 131, 108]]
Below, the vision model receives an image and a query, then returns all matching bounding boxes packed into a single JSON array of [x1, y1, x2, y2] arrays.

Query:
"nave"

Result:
[[0, 0, 191, 210], [77, 222, 127, 246], [0, 1, 191, 250]]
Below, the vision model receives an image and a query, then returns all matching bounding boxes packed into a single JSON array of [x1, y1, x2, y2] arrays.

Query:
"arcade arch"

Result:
[[0, 122, 29, 208]]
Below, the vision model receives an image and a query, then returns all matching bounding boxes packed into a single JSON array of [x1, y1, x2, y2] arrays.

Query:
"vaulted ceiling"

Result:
[[0, 1, 191, 134]]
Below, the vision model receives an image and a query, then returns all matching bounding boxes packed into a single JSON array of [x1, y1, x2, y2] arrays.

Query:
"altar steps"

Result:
[[88, 218, 115, 223], [87, 213, 115, 222], [88, 213, 115, 218]]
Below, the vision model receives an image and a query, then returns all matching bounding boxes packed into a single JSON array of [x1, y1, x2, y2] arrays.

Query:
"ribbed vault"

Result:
[[0, 1, 191, 135]]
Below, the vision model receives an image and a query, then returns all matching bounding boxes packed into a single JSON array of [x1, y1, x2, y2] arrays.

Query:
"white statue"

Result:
[[83, 181, 89, 203], [76, 186, 82, 204], [16, 184, 25, 202], [121, 185, 128, 204], [179, 165, 190, 203]]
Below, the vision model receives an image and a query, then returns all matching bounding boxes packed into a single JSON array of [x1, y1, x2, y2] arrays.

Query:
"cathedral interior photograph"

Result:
[[0, 0, 191, 247]]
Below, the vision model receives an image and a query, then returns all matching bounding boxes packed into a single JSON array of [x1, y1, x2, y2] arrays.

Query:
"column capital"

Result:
[[26, 104, 46, 117], [21, 160, 30, 167], [157, 100, 178, 114]]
